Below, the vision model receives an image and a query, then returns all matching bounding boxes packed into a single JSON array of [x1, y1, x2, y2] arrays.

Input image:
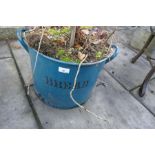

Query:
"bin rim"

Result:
[[17, 28, 119, 66], [29, 45, 118, 66]]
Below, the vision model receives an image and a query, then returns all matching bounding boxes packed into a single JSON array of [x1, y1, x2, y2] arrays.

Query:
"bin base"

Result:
[[32, 86, 87, 109]]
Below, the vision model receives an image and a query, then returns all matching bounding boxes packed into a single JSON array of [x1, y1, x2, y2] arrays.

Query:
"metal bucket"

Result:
[[17, 28, 120, 109]]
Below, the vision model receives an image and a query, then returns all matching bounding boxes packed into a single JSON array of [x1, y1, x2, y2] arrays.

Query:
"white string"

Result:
[[23, 27, 37, 43], [27, 26, 45, 95], [70, 55, 109, 123], [25, 26, 37, 33], [32, 26, 45, 75]]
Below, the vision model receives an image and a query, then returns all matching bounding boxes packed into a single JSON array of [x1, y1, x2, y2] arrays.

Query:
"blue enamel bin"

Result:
[[17, 28, 120, 109]]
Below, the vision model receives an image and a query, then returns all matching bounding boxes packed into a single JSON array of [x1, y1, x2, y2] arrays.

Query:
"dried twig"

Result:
[[107, 34, 114, 53], [103, 27, 117, 44]]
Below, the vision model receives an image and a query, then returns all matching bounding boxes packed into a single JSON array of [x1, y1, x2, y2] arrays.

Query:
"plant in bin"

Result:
[[25, 26, 116, 64]]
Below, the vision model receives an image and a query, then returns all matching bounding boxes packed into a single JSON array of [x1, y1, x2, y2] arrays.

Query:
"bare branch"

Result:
[[103, 27, 117, 44], [69, 26, 77, 47]]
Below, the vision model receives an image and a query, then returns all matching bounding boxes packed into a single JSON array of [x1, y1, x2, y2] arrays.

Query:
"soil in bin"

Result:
[[25, 26, 115, 63]]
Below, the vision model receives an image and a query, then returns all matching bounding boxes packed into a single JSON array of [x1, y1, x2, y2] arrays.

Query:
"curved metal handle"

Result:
[[16, 28, 29, 52], [105, 45, 119, 64]]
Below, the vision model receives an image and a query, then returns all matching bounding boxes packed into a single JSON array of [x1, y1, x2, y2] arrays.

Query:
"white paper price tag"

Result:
[[58, 67, 70, 74]]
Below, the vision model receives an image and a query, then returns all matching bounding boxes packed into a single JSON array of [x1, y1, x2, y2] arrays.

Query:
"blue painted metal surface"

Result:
[[17, 28, 120, 109]]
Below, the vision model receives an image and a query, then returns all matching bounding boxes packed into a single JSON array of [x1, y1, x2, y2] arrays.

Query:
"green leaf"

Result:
[[48, 28, 60, 35], [96, 51, 103, 59], [48, 27, 70, 36], [80, 26, 93, 29], [56, 49, 65, 57], [61, 57, 73, 62], [60, 27, 70, 34]]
